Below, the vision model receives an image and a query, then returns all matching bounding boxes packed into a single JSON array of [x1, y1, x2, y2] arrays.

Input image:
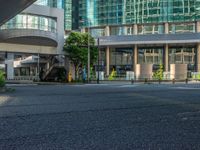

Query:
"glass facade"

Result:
[[34, 0, 64, 9], [0, 0, 64, 32], [169, 47, 196, 64], [64, 0, 72, 30], [138, 47, 163, 65], [110, 48, 133, 75], [0, 14, 57, 33], [0, 52, 5, 72], [169, 46, 196, 71], [138, 24, 164, 35], [110, 26, 133, 36], [169, 23, 196, 34], [79, 0, 199, 27], [90, 28, 105, 37]]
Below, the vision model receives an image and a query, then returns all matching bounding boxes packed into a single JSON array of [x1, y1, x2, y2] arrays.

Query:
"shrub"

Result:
[[153, 64, 163, 80], [0, 70, 5, 87], [108, 69, 117, 80]]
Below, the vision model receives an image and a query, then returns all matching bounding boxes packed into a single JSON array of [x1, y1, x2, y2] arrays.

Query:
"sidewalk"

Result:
[[5, 79, 200, 86]]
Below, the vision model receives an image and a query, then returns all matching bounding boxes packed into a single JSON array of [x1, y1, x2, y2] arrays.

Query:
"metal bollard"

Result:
[[144, 78, 148, 84], [131, 79, 134, 84], [172, 78, 175, 84], [158, 79, 161, 84], [185, 78, 188, 84]]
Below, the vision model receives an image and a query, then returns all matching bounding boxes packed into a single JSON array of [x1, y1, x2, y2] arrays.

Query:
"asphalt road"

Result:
[[0, 83, 200, 150]]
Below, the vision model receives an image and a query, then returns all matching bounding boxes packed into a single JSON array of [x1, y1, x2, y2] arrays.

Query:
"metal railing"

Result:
[[89, 72, 200, 81]]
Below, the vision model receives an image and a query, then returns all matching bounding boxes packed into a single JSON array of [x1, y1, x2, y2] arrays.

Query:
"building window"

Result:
[[110, 26, 133, 36], [138, 24, 164, 35], [138, 47, 163, 64], [169, 23, 196, 34], [110, 48, 133, 75]]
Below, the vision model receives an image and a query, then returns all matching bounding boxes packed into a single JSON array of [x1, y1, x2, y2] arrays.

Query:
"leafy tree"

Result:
[[0, 70, 5, 87], [153, 64, 164, 80], [63, 32, 98, 80]]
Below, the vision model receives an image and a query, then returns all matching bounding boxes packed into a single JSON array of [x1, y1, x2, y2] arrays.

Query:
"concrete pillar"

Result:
[[105, 26, 110, 36], [6, 53, 14, 80], [30, 66, 34, 76], [165, 22, 169, 34], [165, 44, 169, 72], [197, 22, 200, 33], [133, 24, 138, 35], [81, 28, 86, 33], [197, 43, 200, 72], [170, 64, 187, 80], [134, 45, 138, 73], [106, 47, 110, 76], [136, 64, 153, 80], [124, 26, 127, 35], [46, 62, 50, 70]]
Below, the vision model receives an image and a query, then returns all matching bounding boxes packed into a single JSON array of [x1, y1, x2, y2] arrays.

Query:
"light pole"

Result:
[[37, 53, 40, 81], [97, 38, 100, 84], [80, 19, 91, 83], [87, 21, 90, 83]]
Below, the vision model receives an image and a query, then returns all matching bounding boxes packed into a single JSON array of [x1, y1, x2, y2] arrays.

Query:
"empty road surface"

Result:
[[0, 83, 200, 149]]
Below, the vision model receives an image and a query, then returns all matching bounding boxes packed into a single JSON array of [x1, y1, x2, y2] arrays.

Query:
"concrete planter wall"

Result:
[[135, 64, 153, 80], [170, 64, 187, 80]]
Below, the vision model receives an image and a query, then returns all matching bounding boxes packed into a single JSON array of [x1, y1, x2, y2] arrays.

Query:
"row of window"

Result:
[[79, 0, 200, 27], [0, 14, 57, 33], [89, 23, 197, 37], [99, 47, 196, 66], [97, 47, 197, 75], [34, 0, 64, 9]]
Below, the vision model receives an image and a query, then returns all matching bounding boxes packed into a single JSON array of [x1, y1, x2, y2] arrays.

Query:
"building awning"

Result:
[[98, 33, 200, 46]]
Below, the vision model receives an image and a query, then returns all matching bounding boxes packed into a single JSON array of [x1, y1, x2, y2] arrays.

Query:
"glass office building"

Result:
[[79, 0, 200, 79], [79, 0, 198, 27], [64, 0, 72, 30], [34, 0, 64, 8]]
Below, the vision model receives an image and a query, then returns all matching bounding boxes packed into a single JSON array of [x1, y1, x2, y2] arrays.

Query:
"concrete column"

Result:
[[30, 66, 34, 76], [197, 43, 200, 72], [165, 44, 169, 72], [81, 28, 86, 33], [124, 26, 127, 35], [105, 26, 110, 36], [165, 22, 169, 34], [134, 45, 138, 73], [46, 62, 50, 70], [133, 24, 138, 35], [197, 22, 200, 33], [6, 53, 14, 80], [106, 47, 110, 76]]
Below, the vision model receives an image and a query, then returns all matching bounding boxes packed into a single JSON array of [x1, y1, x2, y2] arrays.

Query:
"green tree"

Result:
[[153, 64, 164, 80], [0, 70, 5, 87], [63, 32, 98, 80]]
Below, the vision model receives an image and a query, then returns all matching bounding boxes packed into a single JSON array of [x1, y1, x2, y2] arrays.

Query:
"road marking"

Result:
[[118, 85, 139, 88], [6, 84, 37, 87], [173, 87, 200, 90]]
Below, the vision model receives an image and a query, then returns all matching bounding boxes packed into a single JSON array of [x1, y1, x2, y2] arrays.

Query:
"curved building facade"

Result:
[[79, 0, 200, 79], [0, 0, 65, 79]]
